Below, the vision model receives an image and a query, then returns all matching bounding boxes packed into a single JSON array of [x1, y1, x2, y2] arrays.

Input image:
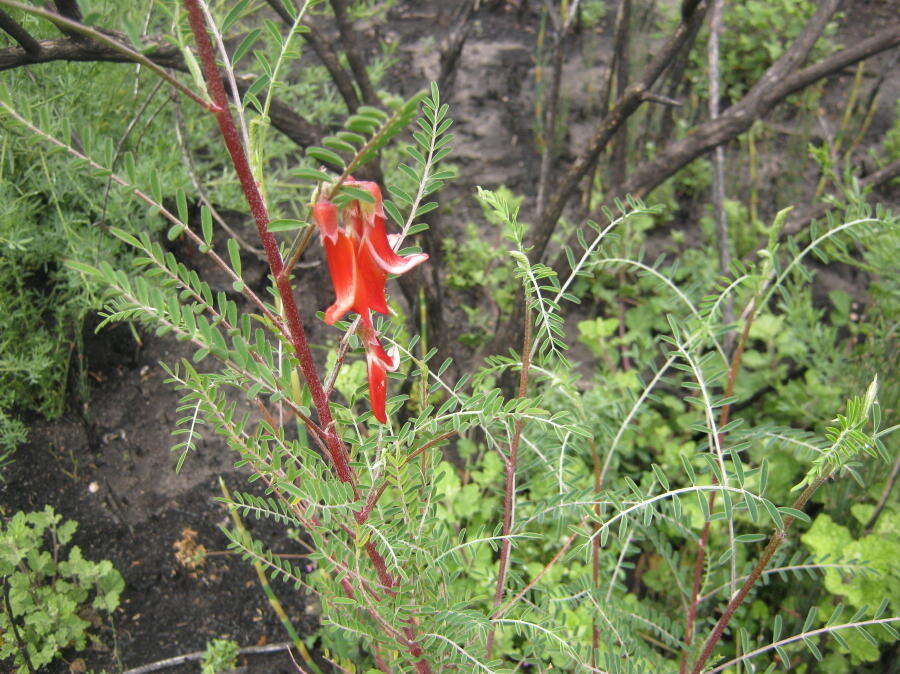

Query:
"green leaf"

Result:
[[338, 185, 375, 204], [651, 464, 670, 491], [233, 28, 263, 64], [735, 534, 766, 543], [167, 224, 184, 241], [291, 167, 332, 182], [176, 188, 188, 224], [201, 206, 213, 244], [222, 0, 252, 32], [268, 219, 307, 232], [763, 499, 784, 529], [227, 238, 242, 276], [779, 507, 811, 524], [307, 147, 345, 167]]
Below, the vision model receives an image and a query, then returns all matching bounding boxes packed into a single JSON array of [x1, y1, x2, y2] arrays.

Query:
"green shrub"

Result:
[[0, 507, 124, 673], [201, 638, 240, 673]]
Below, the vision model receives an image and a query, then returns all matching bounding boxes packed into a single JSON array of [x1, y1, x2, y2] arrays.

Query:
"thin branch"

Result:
[[265, 0, 361, 111], [707, 617, 900, 674], [864, 454, 900, 533], [122, 642, 296, 674], [681, 296, 759, 670], [3, 581, 35, 674], [486, 302, 534, 658], [182, 0, 353, 485], [437, 0, 478, 92], [494, 514, 591, 620], [0, 32, 323, 148], [689, 474, 829, 674], [220, 479, 322, 673], [706, 0, 733, 354], [641, 91, 682, 107], [533, 1, 709, 257], [784, 158, 900, 236], [611, 12, 898, 209], [50, 0, 84, 41], [0, 8, 40, 54], [580, 0, 632, 216], [328, 0, 380, 106], [184, 4, 428, 669], [100, 78, 166, 223], [0, 0, 209, 108], [172, 96, 265, 258], [0, 99, 287, 336], [535, 1, 581, 215], [197, 0, 250, 155]]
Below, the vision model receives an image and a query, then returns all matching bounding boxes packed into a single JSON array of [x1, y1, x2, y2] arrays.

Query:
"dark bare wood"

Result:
[[328, 0, 380, 106], [264, 0, 361, 111], [0, 35, 323, 148], [0, 8, 40, 54], [613, 21, 898, 208], [784, 158, 900, 236], [531, 1, 710, 258], [51, 0, 85, 41]]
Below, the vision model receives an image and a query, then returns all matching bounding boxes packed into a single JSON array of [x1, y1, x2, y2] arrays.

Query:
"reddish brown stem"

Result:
[[183, 0, 353, 486], [183, 4, 427, 668], [681, 303, 757, 671], [690, 476, 826, 673], [486, 302, 533, 658]]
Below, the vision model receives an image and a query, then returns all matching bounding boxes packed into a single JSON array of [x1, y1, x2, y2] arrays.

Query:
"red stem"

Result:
[[681, 302, 757, 671], [183, 0, 352, 484], [690, 476, 825, 673], [486, 303, 533, 658], [183, 4, 428, 669]]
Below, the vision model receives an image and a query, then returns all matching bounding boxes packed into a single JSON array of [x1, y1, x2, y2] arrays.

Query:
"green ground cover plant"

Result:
[[0, 507, 123, 673]]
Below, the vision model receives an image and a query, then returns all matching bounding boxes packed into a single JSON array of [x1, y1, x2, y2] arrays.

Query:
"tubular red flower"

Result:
[[311, 181, 427, 423]]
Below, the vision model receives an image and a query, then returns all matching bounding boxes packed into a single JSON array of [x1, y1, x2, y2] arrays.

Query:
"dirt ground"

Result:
[[1, 0, 897, 672]]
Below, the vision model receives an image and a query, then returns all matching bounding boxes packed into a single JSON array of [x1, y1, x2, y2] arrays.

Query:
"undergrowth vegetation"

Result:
[[0, 0, 897, 672]]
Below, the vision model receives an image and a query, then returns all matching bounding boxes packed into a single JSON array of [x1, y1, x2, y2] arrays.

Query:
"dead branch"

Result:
[[536, 1, 582, 215], [51, 0, 85, 41], [328, 0, 380, 106], [707, 0, 733, 349], [612, 21, 899, 209], [783, 158, 900, 236], [0, 8, 40, 54], [532, 1, 710, 258], [264, 0, 361, 111], [0, 34, 323, 148], [437, 0, 478, 93], [608, 0, 632, 194]]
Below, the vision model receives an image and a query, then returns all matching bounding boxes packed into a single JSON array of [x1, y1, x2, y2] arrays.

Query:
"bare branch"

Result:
[[437, 0, 478, 93], [707, 0, 733, 352], [0, 8, 40, 54], [641, 91, 682, 107], [535, 3, 578, 215], [864, 454, 900, 533], [0, 33, 323, 147], [0, 0, 208, 107], [613, 22, 899, 209], [532, 1, 710, 257], [784, 158, 900, 236], [608, 0, 632, 194], [265, 0, 361, 111], [328, 0, 380, 106], [51, 0, 85, 41]]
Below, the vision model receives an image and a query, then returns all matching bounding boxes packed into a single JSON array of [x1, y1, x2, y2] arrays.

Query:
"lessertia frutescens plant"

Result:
[[1, 1, 897, 671]]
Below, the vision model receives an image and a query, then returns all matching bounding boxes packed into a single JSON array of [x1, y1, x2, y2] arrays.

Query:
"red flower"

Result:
[[312, 180, 427, 422]]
